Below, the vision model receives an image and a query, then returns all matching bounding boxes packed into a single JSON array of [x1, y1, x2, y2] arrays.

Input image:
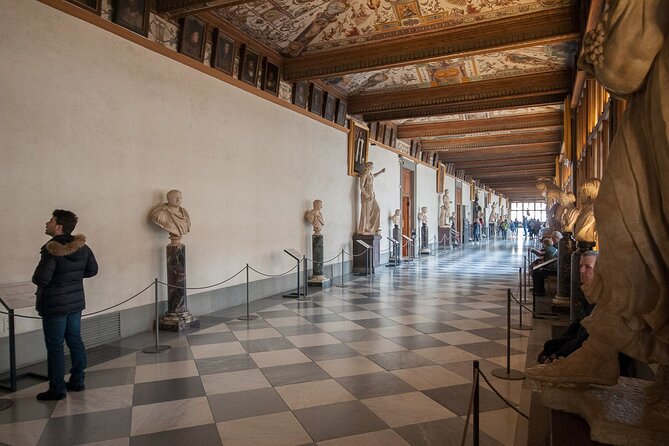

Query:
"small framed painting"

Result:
[[113, 0, 150, 37], [323, 93, 337, 121], [262, 58, 280, 96], [239, 45, 260, 87], [309, 84, 323, 116], [179, 16, 207, 62], [212, 29, 235, 75], [335, 99, 347, 126], [292, 81, 308, 108], [348, 120, 369, 176], [66, 0, 101, 14]]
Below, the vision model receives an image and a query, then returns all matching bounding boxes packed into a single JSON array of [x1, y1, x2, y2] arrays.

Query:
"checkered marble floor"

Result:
[[0, 238, 533, 446]]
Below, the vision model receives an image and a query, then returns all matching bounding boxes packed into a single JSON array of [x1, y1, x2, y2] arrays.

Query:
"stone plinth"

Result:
[[539, 377, 669, 445], [420, 223, 430, 254], [438, 227, 450, 247], [352, 234, 381, 274], [389, 225, 401, 265], [309, 234, 331, 288], [159, 244, 199, 331]]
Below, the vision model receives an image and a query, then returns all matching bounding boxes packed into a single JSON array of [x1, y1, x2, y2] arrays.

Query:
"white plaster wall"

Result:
[[416, 164, 438, 245], [368, 145, 401, 257], [462, 182, 471, 222], [1, 2, 358, 333]]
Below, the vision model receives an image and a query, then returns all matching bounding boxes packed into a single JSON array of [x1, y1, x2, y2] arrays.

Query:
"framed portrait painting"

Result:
[[239, 45, 260, 87], [348, 120, 369, 176], [66, 0, 101, 14], [309, 84, 323, 117], [323, 93, 336, 121], [113, 0, 150, 37], [179, 16, 207, 62], [292, 81, 308, 108], [262, 58, 280, 96], [212, 29, 235, 75], [335, 100, 347, 126]]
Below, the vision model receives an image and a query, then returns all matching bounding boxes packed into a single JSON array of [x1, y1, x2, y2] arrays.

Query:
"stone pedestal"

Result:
[[160, 244, 199, 331], [554, 232, 576, 306], [462, 220, 470, 244], [539, 377, 669, 445], [389, 225, 401, 265], [438, 227, 450, 247], [352, 234, 381, 273], [308, 234, 331, 288], [420, 223, 430, 254], [569, 240, 596, 319]]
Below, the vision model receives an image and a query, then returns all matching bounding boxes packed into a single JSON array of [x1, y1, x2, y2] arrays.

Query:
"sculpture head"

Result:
[[313, 199, 322, 210], [551, 231, 563, 245], [421, 206, 427, 214], [166, 190, 183, 207], [579, 251, 598, 285], [394, 209, 400, 216], [578, 178, 601, 205]]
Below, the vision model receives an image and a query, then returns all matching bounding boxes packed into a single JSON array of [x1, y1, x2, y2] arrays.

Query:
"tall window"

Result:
[[509, 202, 547, 222]]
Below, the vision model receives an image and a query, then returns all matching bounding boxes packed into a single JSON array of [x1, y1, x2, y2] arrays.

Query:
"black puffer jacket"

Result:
[[32, 234, 98, 316]]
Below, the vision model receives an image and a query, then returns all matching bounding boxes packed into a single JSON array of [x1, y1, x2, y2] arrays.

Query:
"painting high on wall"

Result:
[[348, 120, 369, 176], [113, 0, 150, 36]]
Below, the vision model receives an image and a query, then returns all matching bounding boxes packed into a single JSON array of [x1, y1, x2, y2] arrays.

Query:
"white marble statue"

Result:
[[439, 189, 451, 227], [357, 162, 386, 235], [489, 202, 498, 223], [417, 207, 428, 225], [527, 0, 669, 403], [305, 199, 325, 235], [390, 209, 401, 226], [573, 178, 600, 243], [150, 190, 191, 245], [557, 192, 578, 232]]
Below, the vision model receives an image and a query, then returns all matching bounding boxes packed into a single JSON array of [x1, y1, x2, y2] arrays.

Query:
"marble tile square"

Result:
[[208, 388, 289, 422], [38, 408, 132, 446], [0, 396, 58, 424], [249, 348, 312, 368], [386, 315, 434, 325], [132, 376, 204, 406], [195, 354, 258, 375], [352, 318, 400, 329], [451, 309, 500, 319], [232, 327, 283, 341], [367, 351, 435, 370], [190, 341, 246, 359], [85, 367, 137, 390], [275, 378, 355, 410], [187, 332, 237, 345], [300, 344, 360, 361], [445, 319, 495, 330], [293, 401, 388, 442], [358, 303, 397, 310], [429, 331, 489, 345], [391, 365, 470, 390], [286, 332, 341, 348], [414, 346, 480, 365], [317, 356, 385, 378], [461, 302, 504, 310], [423, 384, 508, 416], [362, 391, 455, 427], [336, 372, 415, 399], [201, 369, 271, 395], [338, 311, 383, 320], [369, 326, 422, 338], [87, 353, 137, 372], [468, 328, 520, 341], [274, 324, 324, 336], [302, 313, 347, 323], [52, 384, 134, 417], [293, 307, 333, 316], [129, 424, 221, 446], [240, 337, 295, 353], [0, 418, 48, 446], [315, 321, 365, 332], [130, 396, 213, 436], [457, 341, 522, 358], [225, 320, 271, 331], [395, 417, 503, 446], [216, 411, 312, 446], [330, 329, 384, 343], [193, 323, 231, 335], [262, 362, 330, 386], [134, 360, 198, 384], [346, 339, 406, 356], [406, 322, 459, 334], [317, 429, 410, 446], [258, 309, 299, 319], [265, 316, 310, 327], [387, 334, 447, 350], [135, 347, 193, 365]]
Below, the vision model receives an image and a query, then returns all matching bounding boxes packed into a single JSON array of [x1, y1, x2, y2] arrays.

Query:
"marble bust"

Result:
[[439, 189, 451, 227], [573, 178, 600, 243], [305, 199, 325, 235], [150, 190, 191, 245], [390, 209, 401, 226], [417, 207, 428, 225]]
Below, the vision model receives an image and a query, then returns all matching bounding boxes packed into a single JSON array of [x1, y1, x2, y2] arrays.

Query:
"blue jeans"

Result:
[[42, 311, 86, 393]]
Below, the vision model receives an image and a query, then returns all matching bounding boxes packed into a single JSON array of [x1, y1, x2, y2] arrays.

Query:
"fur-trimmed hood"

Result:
[[45, 234, 87, 257]]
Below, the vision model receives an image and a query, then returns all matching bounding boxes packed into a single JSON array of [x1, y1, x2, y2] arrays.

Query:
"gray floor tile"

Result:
[[275, 324, 324, 336], [456, 341, 522, 358], [132, 376, 204, 406], [353, 318, 400, 329], [262, 362, 330, 386], [395, 417, 504, 446], [195, 354, 258, 375], [135, 347, 193, 365], [0, 397, 56, 425], [293, 400, 388, 442], [336, 372, 415, 399], [367, 351, 435, 370], [388, 335, 447, 350], [208, 388, 289, 422], [241, 337, 296, 353], [38, 407, 132, 446], [299, 344, 360, 361], [422, 384, 508, 416], [330, 330, 384, 343], [86, 367, 136, 390], [187, 332, 237, 346], [129, 423, 222, 446], [302, 314, 347, 323], [408, 322, 460, 334]]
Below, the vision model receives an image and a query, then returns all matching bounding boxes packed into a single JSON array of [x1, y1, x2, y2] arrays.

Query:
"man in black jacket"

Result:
[[32, 210, 98, 400]]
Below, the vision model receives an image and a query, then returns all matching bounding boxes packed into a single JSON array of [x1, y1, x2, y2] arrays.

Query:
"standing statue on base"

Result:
[[526, 0, 669, 406], [439, 189, 451, 227], [357, 162, 386, 235]]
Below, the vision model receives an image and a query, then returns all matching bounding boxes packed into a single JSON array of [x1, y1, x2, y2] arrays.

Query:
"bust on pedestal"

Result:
[[417, 207, 430, 255], [389, 209, 401, 264], [305, 200, 330, 287], [150, 190, 199, 331]]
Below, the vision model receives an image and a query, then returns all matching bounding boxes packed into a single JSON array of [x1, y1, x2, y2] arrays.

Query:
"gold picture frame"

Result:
[[348, 119, 369, 176]]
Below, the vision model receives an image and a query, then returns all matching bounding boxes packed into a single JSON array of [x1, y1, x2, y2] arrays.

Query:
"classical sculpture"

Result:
[[305, 199, 325, 235], [527, 0, 669, 402], [439, 189, 451, 227], [489, 202, 498, 223], [357, 162, 385, 235], [417, 207, 428, 225], [537, 179, 564, 232], [150, 190, 191, 245], [390, 209, 401, 226], [573, 178, 600, 243], [558, 192, 578, 232]]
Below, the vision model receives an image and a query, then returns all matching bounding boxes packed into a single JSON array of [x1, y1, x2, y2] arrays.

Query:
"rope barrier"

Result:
[[157, 265, 248, 289], [509, 290, 559, 320], [342, 247, 370, 258], [478, 369, 529, 419], [248, 264, 298, 277], [305, 251, 342, 265]]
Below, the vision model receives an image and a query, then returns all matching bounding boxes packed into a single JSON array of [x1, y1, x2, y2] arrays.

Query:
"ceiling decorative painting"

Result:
[[393, 105, 564, 125], [418, 126, 560, 141], [211, 0, 572, 56]]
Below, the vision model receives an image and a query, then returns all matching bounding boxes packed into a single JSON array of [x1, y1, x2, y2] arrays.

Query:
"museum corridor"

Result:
[[0, 237, 538, 446]]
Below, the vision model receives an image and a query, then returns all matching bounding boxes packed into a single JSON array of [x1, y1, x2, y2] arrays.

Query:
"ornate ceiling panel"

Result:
[[393, 104, 563, 125]]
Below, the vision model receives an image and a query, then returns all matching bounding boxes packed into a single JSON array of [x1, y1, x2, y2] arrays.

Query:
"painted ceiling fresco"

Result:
[[418, 126, 559, 141], [323, 41, 576, 95], [393, 105, 564, 125], [211, 0, 572, 56]]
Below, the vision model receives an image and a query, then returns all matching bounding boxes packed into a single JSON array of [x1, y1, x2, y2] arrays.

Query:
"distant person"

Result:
[[32, 210, 98, 400]]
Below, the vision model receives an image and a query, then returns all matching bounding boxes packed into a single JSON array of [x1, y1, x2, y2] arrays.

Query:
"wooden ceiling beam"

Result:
[[450, 156, 557, 169], [156, 0, 257, 18], [469, 165, 556, 176], [436, 142, 561, 159], [397, 112, 563, 139], [283, 6, 578, 80], [422, 128, 562, 150]]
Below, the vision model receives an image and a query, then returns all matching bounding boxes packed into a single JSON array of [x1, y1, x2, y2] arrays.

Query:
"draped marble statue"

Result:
[[150, 189, 191, 245], [357, 162, 386, 235], [439, 189, 451, 227], [305, 199, 325, 235], [527, 0, 669, 402]]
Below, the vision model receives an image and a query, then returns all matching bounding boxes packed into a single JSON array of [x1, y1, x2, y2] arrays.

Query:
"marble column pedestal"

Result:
[[308, 234, 331, 288], [553, 232, 576, 307], [159, 244, 199, 331], [438, 227, 450, 248], [569, 240, 596, 320], [389, 225, 401, 266], [420, 223, 430, 255], [352, 234, 381, 274]]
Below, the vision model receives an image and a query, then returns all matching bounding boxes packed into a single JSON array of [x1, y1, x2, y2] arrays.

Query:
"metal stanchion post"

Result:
[[303, 255, 308, 297], [491, 289, 525, 380], [142, 278, 171, 354], [473, 360, 480, 446], [511, 269, 531, 330], [238, 264, 258, 320], [341, 249, 345, 287]]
